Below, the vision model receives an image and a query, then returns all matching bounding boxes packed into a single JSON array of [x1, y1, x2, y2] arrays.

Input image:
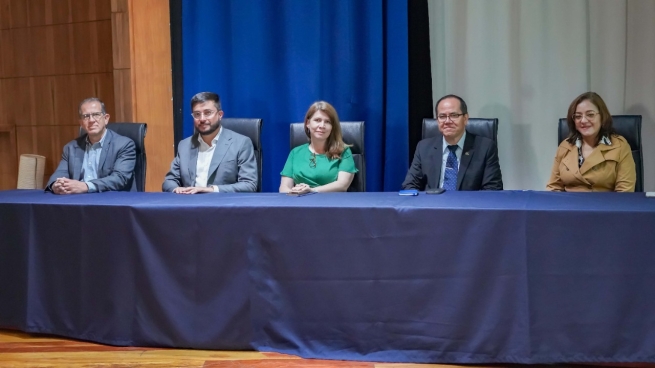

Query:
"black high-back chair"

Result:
[[221, 118, 263, 192], [558, 115, 643, 192], [422, 118, 499, 142], [80, 122, 147, 192], [290, 121, 366, 192]]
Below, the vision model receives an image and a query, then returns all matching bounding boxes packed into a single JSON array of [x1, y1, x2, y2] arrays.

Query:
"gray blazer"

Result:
[[162, 128, 257, 193], [46, 129, 137, 192]]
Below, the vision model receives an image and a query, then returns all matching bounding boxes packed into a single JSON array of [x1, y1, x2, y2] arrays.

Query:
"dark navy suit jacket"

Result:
[[402, 132, 503, 191]]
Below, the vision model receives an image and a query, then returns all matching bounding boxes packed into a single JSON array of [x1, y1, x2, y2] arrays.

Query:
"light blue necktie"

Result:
[[443, 145, 458, 191]]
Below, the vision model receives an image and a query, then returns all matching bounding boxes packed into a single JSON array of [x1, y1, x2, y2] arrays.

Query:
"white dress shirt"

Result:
[[195, 127, 222, 189], [439, 132, 466, 188]]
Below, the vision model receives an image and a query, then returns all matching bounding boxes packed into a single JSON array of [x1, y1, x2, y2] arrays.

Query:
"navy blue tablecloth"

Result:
[[1, 190, 654, 364]]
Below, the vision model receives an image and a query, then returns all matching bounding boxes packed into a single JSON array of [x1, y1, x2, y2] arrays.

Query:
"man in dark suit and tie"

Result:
[[46, 97, 136, 194], [402, 94, 503, 191], [162, 92, 257, 194]]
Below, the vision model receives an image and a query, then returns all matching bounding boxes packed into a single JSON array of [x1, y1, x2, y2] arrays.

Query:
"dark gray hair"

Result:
[[78, 97, 106, 115]]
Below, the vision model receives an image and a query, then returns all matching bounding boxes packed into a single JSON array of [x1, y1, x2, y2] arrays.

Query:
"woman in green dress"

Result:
[[279, 101, 358, 194]]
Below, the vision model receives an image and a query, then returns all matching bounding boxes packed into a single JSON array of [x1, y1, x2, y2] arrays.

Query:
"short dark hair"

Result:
[[435, 94, 468, 116], [191, 92, 222, 111], [565, 92, 615, 146], [78, 97, 106, 115]]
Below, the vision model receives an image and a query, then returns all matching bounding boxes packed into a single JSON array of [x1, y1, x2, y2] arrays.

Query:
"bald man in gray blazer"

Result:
[[162, 92, 257, 193]]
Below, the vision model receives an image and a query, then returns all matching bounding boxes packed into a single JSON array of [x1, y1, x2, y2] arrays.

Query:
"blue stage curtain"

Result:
[[182, 0, 408, 192]]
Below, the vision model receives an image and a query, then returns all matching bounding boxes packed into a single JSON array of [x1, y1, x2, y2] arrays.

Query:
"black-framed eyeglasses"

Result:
[[309, 152, 317, 168], [191, 110, 219, 120], [437, 113, 464, 122], [79, 112, 105, 121]]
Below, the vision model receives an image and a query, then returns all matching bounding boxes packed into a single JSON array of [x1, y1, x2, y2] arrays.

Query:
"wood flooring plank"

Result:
[[202, 361, 374, 368], [3, 330, 653, 368]]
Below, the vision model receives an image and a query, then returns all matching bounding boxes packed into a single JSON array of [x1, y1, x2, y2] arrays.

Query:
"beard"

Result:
[[197, 121, 221, 136]]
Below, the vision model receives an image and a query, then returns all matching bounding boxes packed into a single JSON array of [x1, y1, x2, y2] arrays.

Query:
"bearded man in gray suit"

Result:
[[163, 92, 257, 194]]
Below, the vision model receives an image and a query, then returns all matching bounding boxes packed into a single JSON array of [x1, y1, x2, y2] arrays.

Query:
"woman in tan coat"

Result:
[[547, 92, 636, 192]]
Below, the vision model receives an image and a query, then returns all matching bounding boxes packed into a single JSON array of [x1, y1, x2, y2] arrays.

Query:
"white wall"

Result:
[[428, 0, 655, 190]]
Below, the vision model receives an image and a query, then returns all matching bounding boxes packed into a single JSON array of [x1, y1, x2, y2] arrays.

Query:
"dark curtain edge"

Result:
[[170, 0, 184, 155], [407, 0, 434, 164]]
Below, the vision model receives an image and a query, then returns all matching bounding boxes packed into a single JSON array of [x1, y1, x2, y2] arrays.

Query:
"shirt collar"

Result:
[[198, 126, 222, 148], [575, 135, 612, 148], [86, 129, 108, 147], [442, 131, 466, 153]]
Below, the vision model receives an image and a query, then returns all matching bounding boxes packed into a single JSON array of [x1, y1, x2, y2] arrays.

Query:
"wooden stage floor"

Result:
[[1, 329, 652, 368]]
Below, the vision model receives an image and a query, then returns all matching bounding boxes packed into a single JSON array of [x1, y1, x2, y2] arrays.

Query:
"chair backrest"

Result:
[[81, 123, 147, 192], [221, 118, 263, 192], [422, 118, 499, 142], [558, 115, 643, 192], [290, 121, 366, 192]]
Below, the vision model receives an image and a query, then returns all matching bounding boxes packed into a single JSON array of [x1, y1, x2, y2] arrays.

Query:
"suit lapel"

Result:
[[456, 134, 475, 190], [432, 137, 443, 188], [580, 144, 617, 175], [98, 130, 112, 172], [72, 136, 86, 180], [207, 130, 233, 181], [560, 143, 588, 184]]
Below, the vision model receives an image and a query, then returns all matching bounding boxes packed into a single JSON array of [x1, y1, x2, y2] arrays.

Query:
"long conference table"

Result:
[[1, 190, 655, 364]]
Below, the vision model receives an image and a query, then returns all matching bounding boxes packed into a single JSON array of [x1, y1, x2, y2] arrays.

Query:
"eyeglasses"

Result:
[[309, 152, 317, 168], [191, 110, 218, 120], [573, 112, 599, 121], [80, 112, 105, 121], [437, 113, 464, 122]]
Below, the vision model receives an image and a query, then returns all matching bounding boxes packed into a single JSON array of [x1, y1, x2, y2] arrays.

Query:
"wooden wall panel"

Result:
[[111, 11, 130, 69], [31, 25, 56, 75], [113, 69, 133, 122], [72, 20, 113, 74], [27, 0, 47, 27], [111, 0, 129, 13], [0, 78, 17, 189], [1, 21, 112, 78], [1, 77, 33, 126], [0, 30, 4, 76], [16, 125, 80, 186], [0, 126, 17, 190], [0, 28, 26, 77], [0, 79, 4, 123], [131, 0, 174, 192], [71, 0, 111, 23], [51, 23, 76, 75], [0, 0, 11, 30], [111, 0, 133, 123], [0, 0, 114, 189], [49, 0, 74, 25], [8, 0, 28, 28]]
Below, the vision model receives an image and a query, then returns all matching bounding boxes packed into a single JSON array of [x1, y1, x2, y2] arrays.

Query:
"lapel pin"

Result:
[[465, 152, 469, 155]]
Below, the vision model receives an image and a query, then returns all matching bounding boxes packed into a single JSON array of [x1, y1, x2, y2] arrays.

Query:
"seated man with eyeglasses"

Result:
[[162, 92, 257, 194], [46, 97, 136, 194], [402, 94, 503, 191]]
